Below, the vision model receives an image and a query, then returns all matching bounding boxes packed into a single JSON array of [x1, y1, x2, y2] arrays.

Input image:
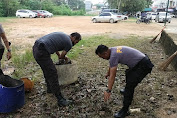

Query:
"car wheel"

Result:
[[29, 15, 32, 18], [109, 19, 114, 23], [124, 17, 127, 20], [136, 19, 140, 24], [146, 20, 150, 24], [17, 15, 21, 18], [92, 18, 97, 23], [47, 15, 50, 18]]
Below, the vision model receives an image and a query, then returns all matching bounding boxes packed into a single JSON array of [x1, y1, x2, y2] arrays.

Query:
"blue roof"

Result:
[[143, 8, 152, 12]]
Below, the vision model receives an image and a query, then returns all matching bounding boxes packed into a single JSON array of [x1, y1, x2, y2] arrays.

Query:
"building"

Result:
[[85, 1, 92, 11], [152, 0, 177, 12]]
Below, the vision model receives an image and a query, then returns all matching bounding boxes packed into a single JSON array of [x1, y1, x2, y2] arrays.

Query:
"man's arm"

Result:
[[0, 33, 11, 60], [60, 50, 70, 63], [104, 66, 117, 102], [107, 66, 117, 90], [105, 67, 110, 79], [56, 51, 60, 60]]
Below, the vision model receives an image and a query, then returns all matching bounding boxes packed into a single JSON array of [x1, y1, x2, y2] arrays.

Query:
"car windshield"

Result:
[[112, 12, 118, 15], [160, 12, 170, 16]]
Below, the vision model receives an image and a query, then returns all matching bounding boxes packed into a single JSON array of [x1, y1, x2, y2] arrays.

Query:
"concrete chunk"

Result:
[[55, 61, 78, 85]]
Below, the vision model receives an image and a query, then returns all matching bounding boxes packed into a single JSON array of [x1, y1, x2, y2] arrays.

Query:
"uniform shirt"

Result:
[[36, 32, 72, 54], [109, 46, 145, 68], [0, 24, 5, 49]]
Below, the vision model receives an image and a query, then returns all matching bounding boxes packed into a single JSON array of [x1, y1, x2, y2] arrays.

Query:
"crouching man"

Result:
[[95, 45, 154, 118], [33, 32, 81, 107]]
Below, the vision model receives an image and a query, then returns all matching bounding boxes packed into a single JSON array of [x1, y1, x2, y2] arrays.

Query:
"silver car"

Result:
[[155, 12, 171, 23], [16, 9, 38, 18], [92, 12, 122, 23]]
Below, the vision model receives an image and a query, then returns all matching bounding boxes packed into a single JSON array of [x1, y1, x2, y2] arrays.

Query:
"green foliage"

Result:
[[68, 0, 85, 10], [107, 0, 153, 13], [0, 17, 16, 22], [0, 2, 3, 17], [121, 0, 146, 13], [0, 0, 20, 17], [12, 49, 35, 68], [53, 5, 72, 15], [0, 0, 85, 17]]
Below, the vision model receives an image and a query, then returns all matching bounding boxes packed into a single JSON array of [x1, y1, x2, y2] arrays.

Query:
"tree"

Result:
[[145, 0, 153, 8], [51, 0, 66, 6], [107, 0, 153, 13], [0, 0, 20, 17], [121, 0, 146, 13], [0, 0, 85, 17], [68, 0, 85, 10]]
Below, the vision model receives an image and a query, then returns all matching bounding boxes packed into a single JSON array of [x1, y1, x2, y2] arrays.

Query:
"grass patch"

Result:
[[67, 35, 146, 59], [2, 35, 147, 80], [0, 17, 16, 22]]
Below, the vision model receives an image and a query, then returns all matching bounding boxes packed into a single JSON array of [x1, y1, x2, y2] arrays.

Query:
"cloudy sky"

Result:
[[86, 0, 105, 4]]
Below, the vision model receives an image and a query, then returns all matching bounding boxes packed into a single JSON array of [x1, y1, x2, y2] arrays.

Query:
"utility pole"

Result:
[[164, 0, 169, 26], [117, 0, 121, 13]]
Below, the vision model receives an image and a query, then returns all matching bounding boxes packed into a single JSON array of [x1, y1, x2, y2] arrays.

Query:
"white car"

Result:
[[92, 12, 122, 23], [117, 13, 128, 20], [155, 12, 171, 23], [170, 14, 175, 18], [16, 9, 37, 18], [146, 12, 157, 20], [37, 10, 53, 18]]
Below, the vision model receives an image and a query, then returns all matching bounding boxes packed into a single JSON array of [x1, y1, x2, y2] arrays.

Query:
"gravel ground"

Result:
[[0, 16, 176, 118]]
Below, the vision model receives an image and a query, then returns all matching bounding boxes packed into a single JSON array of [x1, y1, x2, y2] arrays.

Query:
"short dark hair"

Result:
[[70, 32, 81, 41], [95, 44, 108, 55]]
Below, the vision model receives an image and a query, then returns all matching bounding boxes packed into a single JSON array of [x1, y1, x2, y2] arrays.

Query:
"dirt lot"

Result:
[[1, 16, 177, 118], [3, 16, 163, 47]]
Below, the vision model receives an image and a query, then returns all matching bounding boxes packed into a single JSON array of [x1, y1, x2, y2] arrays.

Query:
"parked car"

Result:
[[117, 13, 128, 20], [16, 9, 38, 18], [32, 10, 46, 18], [170, 13, 175, 18], [37, 10, 53, 18], [101, 9, 118, 14], [146, 12, 157, 20], [92, 12, 122, 23], [155, 12, 171, 23]]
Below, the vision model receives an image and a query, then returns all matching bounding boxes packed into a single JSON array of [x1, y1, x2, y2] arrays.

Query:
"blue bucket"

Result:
[[0, 75, 25, 113]]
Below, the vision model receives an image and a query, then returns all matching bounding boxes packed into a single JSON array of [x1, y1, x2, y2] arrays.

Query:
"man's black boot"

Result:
[[47, 88, 52, 93], [120, 88, 125, 95], [114, 107, 130, 118], [0, 69, 4, 75], [56, 94, 72, 107]]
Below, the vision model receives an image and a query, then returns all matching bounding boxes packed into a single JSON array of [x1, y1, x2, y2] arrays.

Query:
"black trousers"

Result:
[[0, 48, 4, 75], [123, 55, 154, 109], [33, 42, 61, 96]]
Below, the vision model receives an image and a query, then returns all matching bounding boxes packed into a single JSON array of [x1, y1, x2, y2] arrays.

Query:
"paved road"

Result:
[[158, 18, 177, 34]]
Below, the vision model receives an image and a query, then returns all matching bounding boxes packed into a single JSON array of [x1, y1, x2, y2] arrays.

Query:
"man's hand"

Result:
[[105, 74, 109, 79], [65, 57, 71, 64], [7, 52, 12, 60], [104, 91, 111, 102]]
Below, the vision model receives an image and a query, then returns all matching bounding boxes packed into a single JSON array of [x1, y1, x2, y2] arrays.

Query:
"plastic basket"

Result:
[[0, 75, 25, 113]]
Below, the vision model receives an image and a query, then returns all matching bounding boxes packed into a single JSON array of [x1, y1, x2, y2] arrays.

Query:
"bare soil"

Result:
[[3, 16, 162, 47], [1, 16, 177, 118]]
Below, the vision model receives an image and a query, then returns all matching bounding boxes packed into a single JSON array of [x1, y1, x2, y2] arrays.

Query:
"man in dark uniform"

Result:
[[95, 45, 154, 118], [33, 32, 81, 107], [0, 24, 12, 74]]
